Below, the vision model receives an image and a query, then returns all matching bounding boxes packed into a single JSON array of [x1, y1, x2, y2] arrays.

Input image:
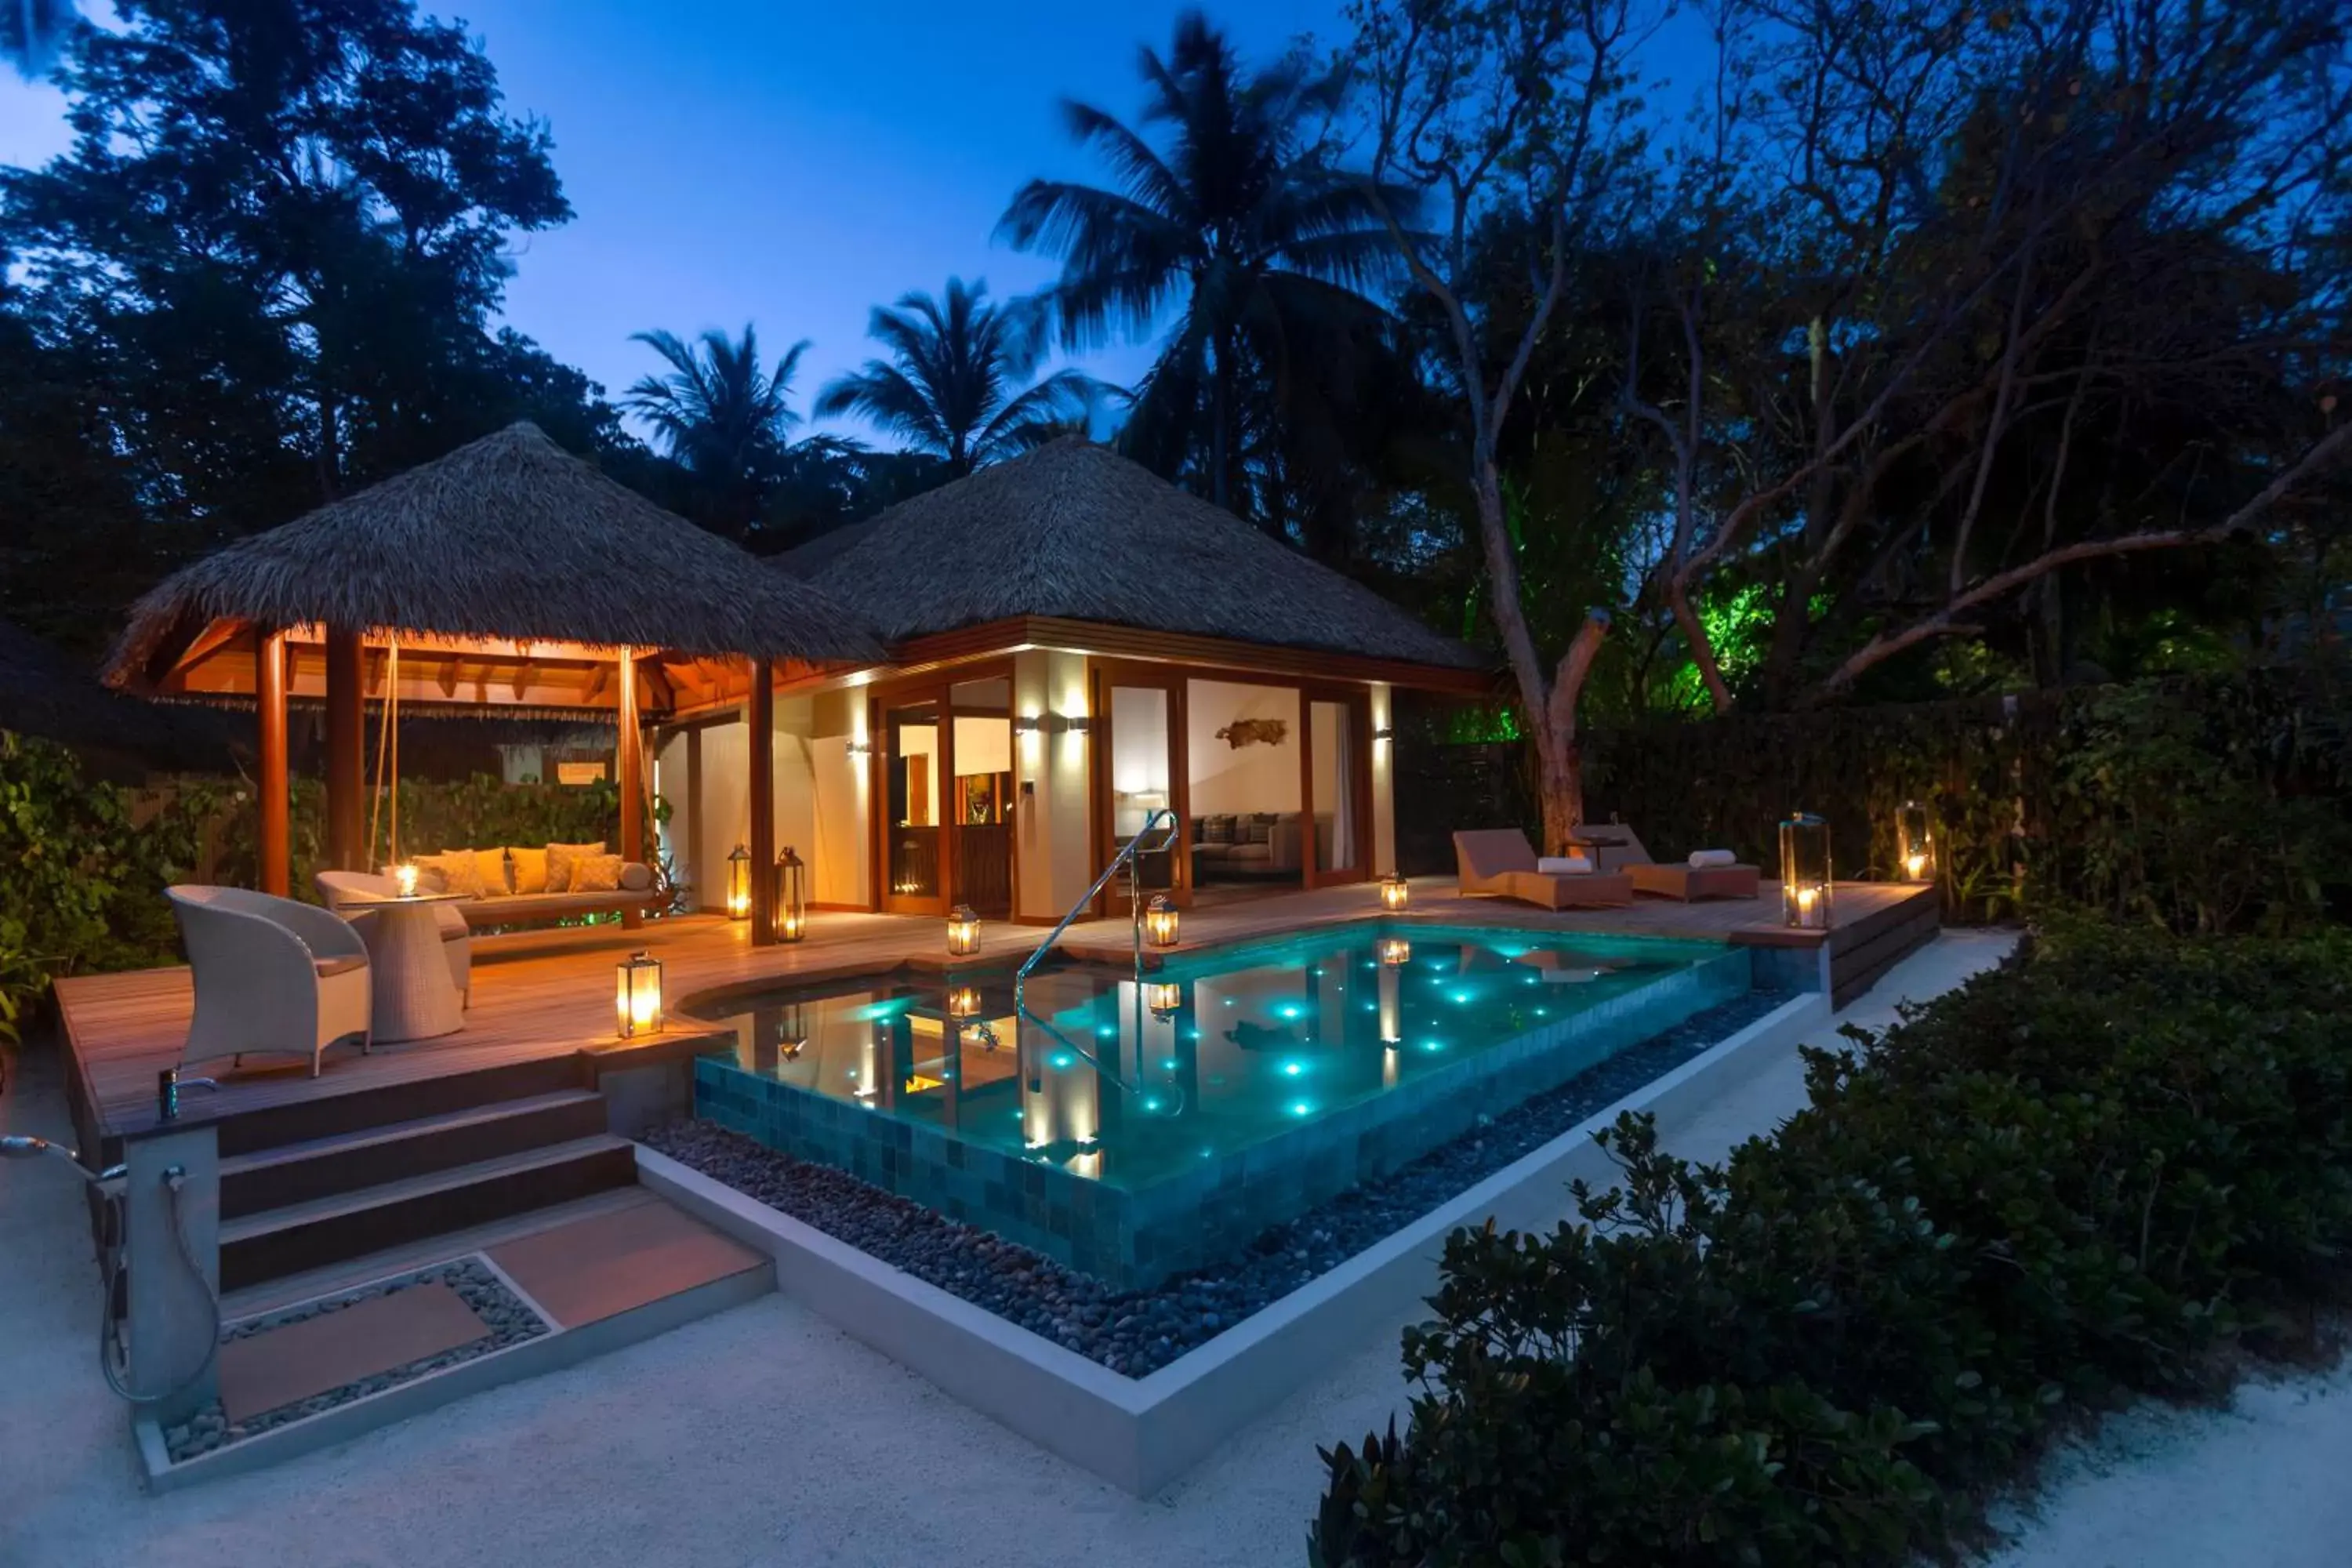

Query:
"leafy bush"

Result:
[[1310, 920, 2352, 1566]]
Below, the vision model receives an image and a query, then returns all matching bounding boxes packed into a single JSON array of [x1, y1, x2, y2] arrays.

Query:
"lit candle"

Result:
[[1904, 852, 1927, 880], [394, 862, 419, 897], [1795, 886, 1818, 917]]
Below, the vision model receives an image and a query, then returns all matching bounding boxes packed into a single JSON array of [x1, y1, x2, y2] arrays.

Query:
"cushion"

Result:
[[545, 841, 606, 895], [506, 845, 550, 895], [1688, 848, 1739, 868], [1200, 815, 1236, 845], [569, 852, 625, 893], [1537, 854, 1593, 875], [1244, 812, 1279, 845], [466, 848, 511, 897], [618, 861, 655, 892], [417, 851, 482, 898], [313, 953, 368, 978]]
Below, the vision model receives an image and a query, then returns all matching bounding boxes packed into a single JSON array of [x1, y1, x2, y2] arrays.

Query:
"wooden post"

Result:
[[618, 648, 644, 931], [325, 625, 365, 872], [256, 629, 290, 896], [749, 657, 776, 946]]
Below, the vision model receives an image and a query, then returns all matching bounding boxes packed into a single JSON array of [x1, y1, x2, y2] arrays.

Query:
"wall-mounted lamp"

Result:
[[1011, 713, 1093, 735], [844, 740, 873, 756], [1064, 714, 1093, 735], [1011, 714, 1043, 735], [1371, 726, 1396, 742]]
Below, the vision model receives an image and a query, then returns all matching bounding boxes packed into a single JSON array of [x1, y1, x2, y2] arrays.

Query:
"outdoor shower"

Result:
[[2, 1134, 220, 1407]]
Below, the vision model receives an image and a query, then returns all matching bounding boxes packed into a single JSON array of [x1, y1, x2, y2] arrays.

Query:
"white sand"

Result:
[[0, 933, 2044, 1568]]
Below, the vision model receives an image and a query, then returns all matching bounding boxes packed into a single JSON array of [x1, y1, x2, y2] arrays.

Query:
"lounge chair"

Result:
[[1452, 829, 1634, 909], [318, 869, 472, 1005], [1573, 822, 1761, 902], [167, 886, 373, 1078]]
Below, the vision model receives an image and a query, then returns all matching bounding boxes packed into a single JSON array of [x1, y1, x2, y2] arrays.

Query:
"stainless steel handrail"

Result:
[[1008, 807, 1183, 1116]]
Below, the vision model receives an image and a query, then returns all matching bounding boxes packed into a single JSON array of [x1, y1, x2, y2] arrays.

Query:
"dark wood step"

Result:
[[208, 1052, 591, 1159], [218, 1135, 637, 1292], [217, 1089, 612, 1221]]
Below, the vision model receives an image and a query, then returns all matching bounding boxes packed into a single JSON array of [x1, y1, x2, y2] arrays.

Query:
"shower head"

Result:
[[1, 1134, 126, 1183]]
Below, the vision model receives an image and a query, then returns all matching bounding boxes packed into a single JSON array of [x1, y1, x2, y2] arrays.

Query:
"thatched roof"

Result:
[[107, 421, 882, 687], [2, 616, 239, 771], [786, 437, 1483, 670]]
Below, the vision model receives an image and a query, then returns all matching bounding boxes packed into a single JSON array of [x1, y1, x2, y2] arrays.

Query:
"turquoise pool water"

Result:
[[693, 924, 1751, 1284]]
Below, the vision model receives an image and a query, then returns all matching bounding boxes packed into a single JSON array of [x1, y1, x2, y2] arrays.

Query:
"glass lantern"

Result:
[[615, 950, 664, 1037], [1377, 936, 1412, 968], [1143, 894, 1180, 949], [773, 846, 808, 942], [1379, 871, 1410, 912], [725, 843, 752, 920], [946, 984, 982, 1021], [1779, 813, 1833, 929], [1144, 981, 1182, 1020], [946, 904, 982, 956], [1895, 801, 1935, 884]]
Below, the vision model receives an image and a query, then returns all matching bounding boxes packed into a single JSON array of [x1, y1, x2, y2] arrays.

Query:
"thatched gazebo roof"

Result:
[[107, 420, 882, 698], [784, 437, 1484, 670]]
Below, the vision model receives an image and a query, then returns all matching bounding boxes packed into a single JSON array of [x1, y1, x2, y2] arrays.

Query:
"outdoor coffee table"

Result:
[[340, 890, 469, 1044]]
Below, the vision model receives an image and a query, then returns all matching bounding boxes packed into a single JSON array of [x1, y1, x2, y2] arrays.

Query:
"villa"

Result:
[[39, 421, 1936, 1497]]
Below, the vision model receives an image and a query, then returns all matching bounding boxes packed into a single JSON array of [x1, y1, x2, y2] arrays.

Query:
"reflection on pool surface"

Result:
[[692, 924, 1751, 1284]]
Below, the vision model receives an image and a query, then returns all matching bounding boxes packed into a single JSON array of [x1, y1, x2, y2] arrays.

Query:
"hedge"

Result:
[[1308, 918, 2352, 1566]]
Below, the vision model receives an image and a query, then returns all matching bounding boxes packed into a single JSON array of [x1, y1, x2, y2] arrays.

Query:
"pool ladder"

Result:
[[1006, 808, 1183, 1112]]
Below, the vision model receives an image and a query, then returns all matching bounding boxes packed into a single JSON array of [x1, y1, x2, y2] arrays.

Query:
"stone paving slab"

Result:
[[485, 1196, 765, 1328]]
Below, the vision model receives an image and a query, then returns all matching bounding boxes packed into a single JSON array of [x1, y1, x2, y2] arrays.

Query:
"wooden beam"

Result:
[[749, 658, 776, 946], [256, 630, 290, 897], [325, 626, 365, 872], [618, 648, 644, 931]]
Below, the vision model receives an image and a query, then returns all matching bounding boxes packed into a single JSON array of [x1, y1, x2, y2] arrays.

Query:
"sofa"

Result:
[[321, 843, 661, 935], [1188, 812, 1317, 881]]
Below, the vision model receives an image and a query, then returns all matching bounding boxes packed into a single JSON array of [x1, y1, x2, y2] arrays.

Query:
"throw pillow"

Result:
[[506, 845, 550, 895], [419, 851, 482, 898], [618, 861, 654, 892], [569, 852, 625, 893], [466, 848, 511, 897], [545, 840, 606, 895], [1200, 815, 1236, 845], [1245, 812, 1279, 845]]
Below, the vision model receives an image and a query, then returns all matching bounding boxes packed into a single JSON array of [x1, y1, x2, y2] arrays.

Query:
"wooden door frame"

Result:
[[1091, 659, 1192, 912], [870, 661, 1020, 917], [1298, 684, 1376, 889]]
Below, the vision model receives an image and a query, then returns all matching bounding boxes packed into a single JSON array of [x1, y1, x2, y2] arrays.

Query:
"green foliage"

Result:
[[1578, 670, 2352, 931], [1311, 920, 2352, 1566]]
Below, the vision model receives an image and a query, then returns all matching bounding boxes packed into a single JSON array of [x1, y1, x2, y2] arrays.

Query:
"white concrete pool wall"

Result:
[[639, 985, 1831, 1497]]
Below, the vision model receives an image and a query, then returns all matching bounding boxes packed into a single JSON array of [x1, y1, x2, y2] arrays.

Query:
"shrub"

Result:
[[1310, 920, 2352, 1566]]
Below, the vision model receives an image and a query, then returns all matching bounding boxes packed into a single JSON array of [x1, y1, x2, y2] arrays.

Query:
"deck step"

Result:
[[212, 1051, 591, 1159], [216, 1089, 612, 1221], [219, 1134, 638, 1292]]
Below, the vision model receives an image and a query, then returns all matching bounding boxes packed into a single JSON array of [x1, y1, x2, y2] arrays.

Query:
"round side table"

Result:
[[343, 891, 469, 1044]]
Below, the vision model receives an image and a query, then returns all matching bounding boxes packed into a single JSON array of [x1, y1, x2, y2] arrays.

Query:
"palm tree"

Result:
[[996, 10, 1411, 516], [623, 324, 811, 539], [815, 278, 1107, 477], [2, 0, 76, 79]]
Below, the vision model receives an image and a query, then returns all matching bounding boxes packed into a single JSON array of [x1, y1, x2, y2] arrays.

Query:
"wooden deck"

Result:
[[57, 878, 1937, 1155]]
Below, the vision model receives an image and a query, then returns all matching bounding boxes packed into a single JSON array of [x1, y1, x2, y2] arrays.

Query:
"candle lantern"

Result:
[[725, 843, 752, 920], [615, 950, 664, 1037], [1144, 981, 1183, 1020], [1895, 801, 1935, 884], [1379, 871, 1410, 912], [946, 904, 982, 956], [1779, 813, 1833, 929], [772, 845, 808, 942], [946, 984, 982, 1021], [1377, 936, 1413, 968], [1143, 894, 1180, 949]]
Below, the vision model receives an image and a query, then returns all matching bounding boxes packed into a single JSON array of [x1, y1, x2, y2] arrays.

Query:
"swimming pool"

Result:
[[690, 924, 1751, 1286]]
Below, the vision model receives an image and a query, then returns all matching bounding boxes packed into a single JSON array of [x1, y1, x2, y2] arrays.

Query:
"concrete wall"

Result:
[[808, 689, 869, 906], [1187, 680, 1301, 817]]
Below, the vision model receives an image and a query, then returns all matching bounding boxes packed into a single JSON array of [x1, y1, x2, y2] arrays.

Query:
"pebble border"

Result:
[[646, 988, 1785, 1377], [165, 1258, 548, 1462]]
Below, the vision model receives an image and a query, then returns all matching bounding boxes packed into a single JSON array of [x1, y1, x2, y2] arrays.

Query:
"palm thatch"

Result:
[[107, 421, 881, 687], [789, 437, 1483, 669]]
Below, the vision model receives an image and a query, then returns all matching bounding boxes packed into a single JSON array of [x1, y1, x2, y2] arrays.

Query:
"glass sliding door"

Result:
[[880, 692, 946, 913], [1098, 668, 1186, 901]]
